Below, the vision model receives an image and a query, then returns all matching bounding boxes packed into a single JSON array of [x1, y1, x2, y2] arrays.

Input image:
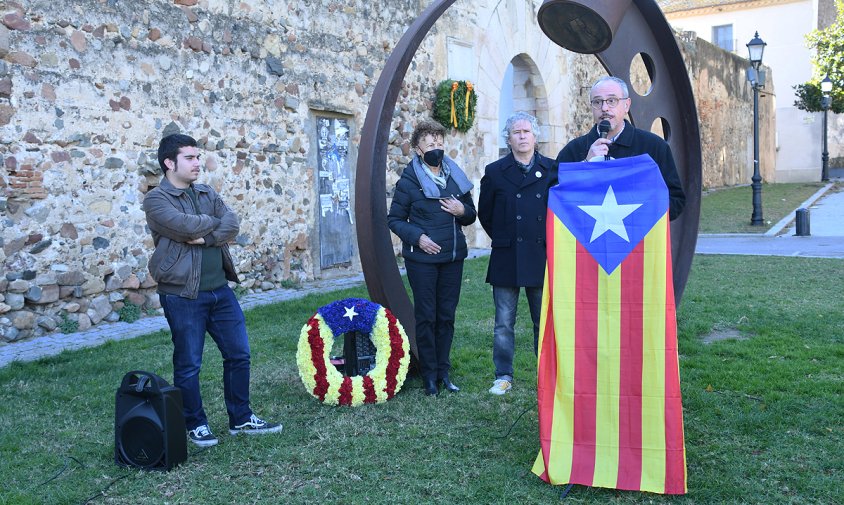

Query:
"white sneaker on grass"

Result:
[[229, 414, 283, 436], [489, 379, 512, 395]]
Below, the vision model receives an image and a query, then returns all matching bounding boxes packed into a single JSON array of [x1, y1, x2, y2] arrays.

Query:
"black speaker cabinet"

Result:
[[114, 371, 187, 471]]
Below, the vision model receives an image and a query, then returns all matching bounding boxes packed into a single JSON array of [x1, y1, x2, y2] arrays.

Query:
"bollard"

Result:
[[795, 208, 810, 236]]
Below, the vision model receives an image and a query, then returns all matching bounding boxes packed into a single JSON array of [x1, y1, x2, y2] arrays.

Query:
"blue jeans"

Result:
[[492, 285, 543, 382], [161, 285, 252, 430], [405, 259, 464, 382]]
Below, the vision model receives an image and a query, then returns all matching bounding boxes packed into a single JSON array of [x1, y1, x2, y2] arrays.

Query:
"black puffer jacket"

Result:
[[387, 163, 477, 264]]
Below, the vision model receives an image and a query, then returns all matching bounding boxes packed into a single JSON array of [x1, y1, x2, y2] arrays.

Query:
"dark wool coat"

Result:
[[478, 152, 558, 287], [387, 163, 477, 264], [556, 120, 686, 220]]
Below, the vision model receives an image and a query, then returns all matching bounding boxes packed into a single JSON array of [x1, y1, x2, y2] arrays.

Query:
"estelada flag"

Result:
[[532, 154, 687, 494]]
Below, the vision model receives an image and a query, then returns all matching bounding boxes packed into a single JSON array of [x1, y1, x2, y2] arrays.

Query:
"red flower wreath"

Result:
[[296, 298, 410, 406]]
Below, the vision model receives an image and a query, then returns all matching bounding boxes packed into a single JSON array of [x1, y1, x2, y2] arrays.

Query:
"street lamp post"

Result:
[[821, 75, 833, 182], [747, 32, 766, 226]]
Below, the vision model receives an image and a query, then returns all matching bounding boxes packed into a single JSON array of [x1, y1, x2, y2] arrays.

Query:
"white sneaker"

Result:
[[489, 379, 512, 395], [229, 414, 283, 436]]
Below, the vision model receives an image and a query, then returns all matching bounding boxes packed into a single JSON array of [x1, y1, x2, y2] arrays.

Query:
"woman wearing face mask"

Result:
[[388, 119, 477, 396]]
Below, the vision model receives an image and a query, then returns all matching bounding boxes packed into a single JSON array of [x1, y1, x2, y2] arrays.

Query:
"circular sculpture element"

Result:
[[296, 298, 410, 406], [356, 0, 701, 314]]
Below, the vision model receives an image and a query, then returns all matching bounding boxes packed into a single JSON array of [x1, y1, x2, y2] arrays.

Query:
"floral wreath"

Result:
[[296, 298, 410, 406], [433, 79, 477, 133]]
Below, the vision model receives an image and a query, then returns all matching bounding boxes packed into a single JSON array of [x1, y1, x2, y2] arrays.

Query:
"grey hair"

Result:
[[502, 111, 541, 147], [590, 76, 629, 98]]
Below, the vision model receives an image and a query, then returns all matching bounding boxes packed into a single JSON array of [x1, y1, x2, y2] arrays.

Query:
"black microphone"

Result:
[[598, 120, 611, 160]]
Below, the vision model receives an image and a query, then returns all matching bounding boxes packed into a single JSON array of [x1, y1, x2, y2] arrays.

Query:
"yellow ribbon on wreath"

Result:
[[450, 81, 459, 128], [465, 81, 473, 121]]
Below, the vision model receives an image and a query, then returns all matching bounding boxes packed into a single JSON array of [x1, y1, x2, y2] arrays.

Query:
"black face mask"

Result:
[[422, 149, 444, 167]]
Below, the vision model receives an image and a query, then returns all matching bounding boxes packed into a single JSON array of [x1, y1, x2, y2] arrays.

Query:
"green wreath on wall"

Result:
[[432, 80, 477, 133]]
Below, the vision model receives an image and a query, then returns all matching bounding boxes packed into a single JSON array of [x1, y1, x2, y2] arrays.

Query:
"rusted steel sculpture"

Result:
[[537, 0, 702, 302], [355, 0, 701, 352], [354, 0, 458, 357], [538, 0, 633, 54]]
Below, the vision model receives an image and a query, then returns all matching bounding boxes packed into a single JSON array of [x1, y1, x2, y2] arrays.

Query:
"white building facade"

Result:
[[659, 0, 834, 182]]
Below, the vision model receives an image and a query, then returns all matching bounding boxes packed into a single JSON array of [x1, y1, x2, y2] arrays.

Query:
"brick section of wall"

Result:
[[5, 162, 47, 200]]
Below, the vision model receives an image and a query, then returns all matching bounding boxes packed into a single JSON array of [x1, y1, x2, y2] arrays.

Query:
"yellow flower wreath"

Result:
[[296, 299, 410, 406]]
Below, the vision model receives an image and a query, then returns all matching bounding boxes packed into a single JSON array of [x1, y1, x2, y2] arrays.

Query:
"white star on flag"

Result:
[[343, 306, 358, 321], [578, 185, 642, 242]]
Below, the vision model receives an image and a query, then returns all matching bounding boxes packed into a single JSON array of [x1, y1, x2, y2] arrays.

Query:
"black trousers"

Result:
[[404, 258, 464, 381]]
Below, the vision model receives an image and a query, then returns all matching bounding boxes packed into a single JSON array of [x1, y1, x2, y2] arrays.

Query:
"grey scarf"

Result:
[[411, 154, 474, 199]]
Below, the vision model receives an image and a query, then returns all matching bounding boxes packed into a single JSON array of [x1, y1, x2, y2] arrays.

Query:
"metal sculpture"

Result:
[[538, 0, 702, 302], [355, 0, 701, 349], [354, 0, 458, 355]]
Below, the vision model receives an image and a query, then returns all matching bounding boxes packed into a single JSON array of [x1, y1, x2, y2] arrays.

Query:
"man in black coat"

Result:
[[478, 112, 558, 395], [557, 76, 685, 220]]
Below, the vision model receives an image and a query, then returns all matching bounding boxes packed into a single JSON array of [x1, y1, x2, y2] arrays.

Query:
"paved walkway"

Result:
[[0, 276, 367, 368], [695, 182, 844, 258], [2, 183, 841, 368]]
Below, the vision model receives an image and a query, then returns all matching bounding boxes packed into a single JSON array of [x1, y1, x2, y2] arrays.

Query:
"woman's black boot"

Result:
[[439, 375, 460, 392], [424, 378, 439, 396]]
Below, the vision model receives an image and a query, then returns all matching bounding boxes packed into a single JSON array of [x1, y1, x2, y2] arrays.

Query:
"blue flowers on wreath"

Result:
[[317, 298, 379, 336]]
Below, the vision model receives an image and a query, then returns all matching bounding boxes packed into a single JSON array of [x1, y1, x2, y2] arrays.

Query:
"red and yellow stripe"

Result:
[[533, 210, 686, 494]]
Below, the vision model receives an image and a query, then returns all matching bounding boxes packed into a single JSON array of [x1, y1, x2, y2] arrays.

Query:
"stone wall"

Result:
[[0, 0, 771, 345], [819, 0, 839, 29], [677, 32, 777, 189], [0, 0, 458, 342]]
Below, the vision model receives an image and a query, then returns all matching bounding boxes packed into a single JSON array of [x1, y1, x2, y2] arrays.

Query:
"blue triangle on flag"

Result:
[[548, 154, 668, 274]]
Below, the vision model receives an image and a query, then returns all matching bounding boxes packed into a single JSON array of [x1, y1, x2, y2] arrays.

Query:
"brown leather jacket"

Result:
[[143, 177, 239, 299]]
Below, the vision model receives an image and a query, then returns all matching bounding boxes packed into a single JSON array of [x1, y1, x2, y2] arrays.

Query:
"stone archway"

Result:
[[471, 0, 583, 167], [498, 54, 552, 157]]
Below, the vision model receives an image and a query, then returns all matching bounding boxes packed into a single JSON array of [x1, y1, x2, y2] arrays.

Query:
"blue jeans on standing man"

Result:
[[161, 284, 253, 430], [492, 285, 542, 382]]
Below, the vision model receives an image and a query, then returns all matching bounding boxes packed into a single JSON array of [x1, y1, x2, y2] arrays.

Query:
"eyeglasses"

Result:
[[590, 97, 628, 109]]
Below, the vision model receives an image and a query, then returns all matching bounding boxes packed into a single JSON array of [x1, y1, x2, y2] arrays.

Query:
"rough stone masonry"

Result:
[[0, 0, 770, 348], [0, 0, 483, 343]]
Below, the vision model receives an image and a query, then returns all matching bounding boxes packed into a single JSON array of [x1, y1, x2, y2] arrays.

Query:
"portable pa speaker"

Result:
[[114, 370, 187, 471]]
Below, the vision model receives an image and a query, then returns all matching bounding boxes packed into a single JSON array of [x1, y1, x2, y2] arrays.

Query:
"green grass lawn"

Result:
[[698, 183, 826, 234], [1, 255, 842, 504]]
